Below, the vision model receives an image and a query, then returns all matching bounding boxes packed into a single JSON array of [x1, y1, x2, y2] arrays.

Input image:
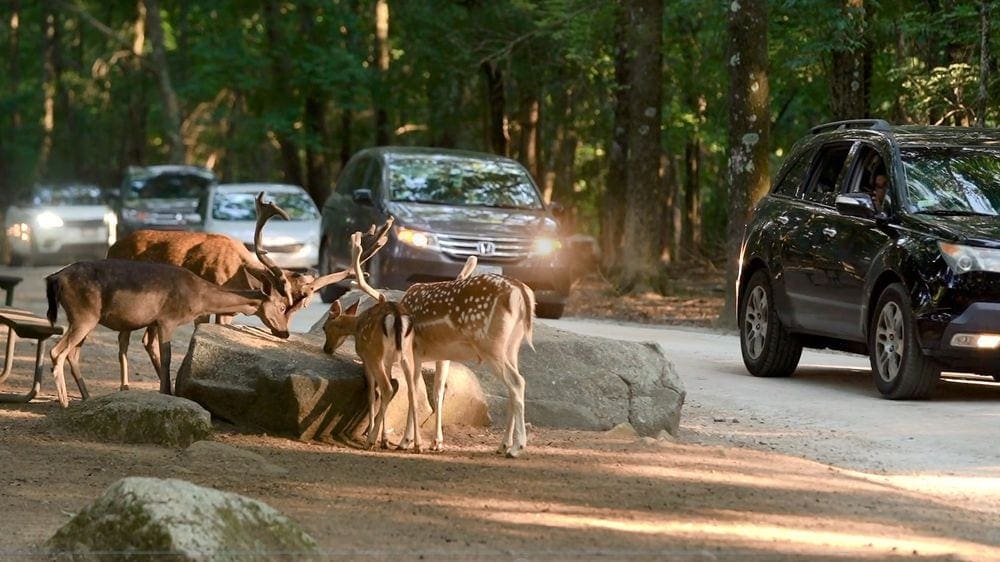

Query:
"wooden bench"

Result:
[[0, 307, 77, 403], [0, 275, 22, 306]]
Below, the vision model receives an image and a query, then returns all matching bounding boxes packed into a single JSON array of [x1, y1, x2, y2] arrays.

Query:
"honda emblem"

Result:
[[477, 241, 496, 256]]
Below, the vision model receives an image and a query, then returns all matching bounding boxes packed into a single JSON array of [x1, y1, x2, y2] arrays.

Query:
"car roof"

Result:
[[809, 120, 1000, 149], [214, 183, 307, 194], [359, 146, 522, 165], [129, 164, 216, 179]]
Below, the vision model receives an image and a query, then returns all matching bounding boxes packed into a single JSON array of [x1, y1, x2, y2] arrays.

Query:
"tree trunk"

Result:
[[721, 0, 770, 327], [975, 0, 991, 127], [373, 0, 391, 146], [304, 96, 331, 205], [680, 137, 701, 260], [518, 93, 541, 182], [600, 3, 630, 271], [616, 0, 664, 293], [124, 0, 147, 167], [829, 0, 870, 120], [263, 0, 303, 187], [36, 8, 59, 181], [1, 1, 21, 202], [481, 61, 509, 156], [339, 109, 353, 170], [145, 0, 184, 163]]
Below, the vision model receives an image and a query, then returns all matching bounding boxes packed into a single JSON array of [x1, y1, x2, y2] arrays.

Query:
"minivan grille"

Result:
[[436, 233, 530, 263]]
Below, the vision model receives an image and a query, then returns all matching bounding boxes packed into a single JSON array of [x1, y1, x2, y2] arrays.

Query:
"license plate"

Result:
[[476, 264, 502, 275]]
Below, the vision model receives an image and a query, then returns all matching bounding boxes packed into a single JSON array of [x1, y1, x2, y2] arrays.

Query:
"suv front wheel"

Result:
[[739, 270, 802, 377], [868, 283, 940, 399]]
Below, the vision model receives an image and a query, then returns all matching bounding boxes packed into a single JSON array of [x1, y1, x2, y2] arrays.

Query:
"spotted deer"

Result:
[[324, 232, 415, 449], [324, 254, 536, 458]]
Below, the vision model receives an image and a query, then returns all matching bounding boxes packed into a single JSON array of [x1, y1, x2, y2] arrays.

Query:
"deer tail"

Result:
[[45, 273, 60, 325], [516, 281, 535, 351]]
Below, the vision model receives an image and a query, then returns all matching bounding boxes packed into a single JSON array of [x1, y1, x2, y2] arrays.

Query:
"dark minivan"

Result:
[[117, 165, 217, 237], [318, 147, 571, 318], [738, 120, 1000, 399]]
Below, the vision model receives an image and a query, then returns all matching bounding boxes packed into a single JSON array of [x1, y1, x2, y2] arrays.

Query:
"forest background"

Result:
[[0, 0, 996, 322]]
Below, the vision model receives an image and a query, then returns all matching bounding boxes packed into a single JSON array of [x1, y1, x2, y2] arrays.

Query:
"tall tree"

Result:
[[616, 0, 664, 292], [975, 0, 991, 127], [482, 60, 509, 155], [829, 0, 871, 120], [373, 0, 391, 146], [721, 0, 770, 326], [600, 3, 630, 270], [145, 0, 183, 163], [262, 0, 303, 187]]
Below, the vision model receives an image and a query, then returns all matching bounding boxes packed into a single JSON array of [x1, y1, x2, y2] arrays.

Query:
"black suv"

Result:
[[738, 120, 1000, 399], [117, 165, 217, 237]]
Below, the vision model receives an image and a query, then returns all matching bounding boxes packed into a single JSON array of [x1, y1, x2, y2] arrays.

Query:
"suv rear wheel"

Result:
[[535, 302, 565, 319], [868, 283, 940, 399], [739, 270, 802, 377]]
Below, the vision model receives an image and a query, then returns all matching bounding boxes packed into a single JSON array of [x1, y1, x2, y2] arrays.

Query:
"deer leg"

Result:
[[217, 314, 234, 325], [67, 341, 90, 400], [362, 364, 380, 450], [397, 353, 422, 451], [155, 325, 174, 395], [377, 356, 397, 450], [49, 322, 95, 408], [117, 331, 132, 391], [142, 327, 162, 377], [503, 359, 527, 458], [398, 350, 421, 453], [490, 360, 518, 457], [430, 360, 451, 452]]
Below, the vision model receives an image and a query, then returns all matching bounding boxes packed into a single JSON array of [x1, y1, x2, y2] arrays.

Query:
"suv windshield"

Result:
[[387, 156, 543, 210], [32, 185, 105, 206], [902, 149, 1000, 216], [212, 191, 319, 221], [127, 173, 213, 200]]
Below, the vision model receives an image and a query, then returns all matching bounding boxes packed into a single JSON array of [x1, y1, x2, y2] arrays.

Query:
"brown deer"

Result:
[[324, 255, 536, 458], [324, 232, 415, 450], [45, 259, 291, 407], [107, 193, 393, 333]]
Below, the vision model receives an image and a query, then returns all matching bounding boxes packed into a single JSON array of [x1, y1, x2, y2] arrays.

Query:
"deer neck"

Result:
[[201, 286, 262, 316]]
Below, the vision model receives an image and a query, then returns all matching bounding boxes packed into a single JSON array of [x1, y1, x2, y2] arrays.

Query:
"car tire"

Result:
[[535, 302, 565, 319], [318, 241, 347, 304], [868, 283, 940, 399], [739, 269, 802, 378]]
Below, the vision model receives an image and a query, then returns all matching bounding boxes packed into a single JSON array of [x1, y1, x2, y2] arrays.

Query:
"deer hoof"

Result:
[[396, 439, 413, 451], [505, 446, 523, 459], [412, 444, 423, 454], [430, 441, 444, 452], [380, 440, 390, 450], [119, 384, 130, 391], [496, 443, 510, 455]]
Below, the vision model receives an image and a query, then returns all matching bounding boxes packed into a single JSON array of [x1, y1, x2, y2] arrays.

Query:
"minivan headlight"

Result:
[[531, 236, 562, 257], [938, 241, 1000, 274], [396, 227, 439, 250], [36, 211, 64, 229]]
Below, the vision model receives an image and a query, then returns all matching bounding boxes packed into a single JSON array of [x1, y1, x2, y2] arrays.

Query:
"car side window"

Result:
[[772, 148, 816, 197], [363, 160, 384, 198], [803, 144, 852, 206], [847, 144, 892, 214], [337, 157, 370, 194]]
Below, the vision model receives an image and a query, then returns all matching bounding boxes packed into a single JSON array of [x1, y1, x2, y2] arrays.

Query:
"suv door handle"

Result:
[[775, 215, 789, 225], [823, 227, 837, 237]]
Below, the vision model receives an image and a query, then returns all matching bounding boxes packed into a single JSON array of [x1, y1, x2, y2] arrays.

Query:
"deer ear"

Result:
[[345, 299, 360, 315], [329, 300, 342, 317]]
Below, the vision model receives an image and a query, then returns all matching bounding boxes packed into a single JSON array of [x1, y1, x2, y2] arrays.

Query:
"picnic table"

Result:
[[0, 305, 78, 403]]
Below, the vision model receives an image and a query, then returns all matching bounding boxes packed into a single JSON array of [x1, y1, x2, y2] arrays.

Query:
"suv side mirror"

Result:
[[835, 193, 877, 220], [352, 189, 374, 206]]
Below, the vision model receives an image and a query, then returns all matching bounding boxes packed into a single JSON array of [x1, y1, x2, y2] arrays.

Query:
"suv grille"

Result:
[[64, 219, 105, 229], [437, 233, 530, 263]]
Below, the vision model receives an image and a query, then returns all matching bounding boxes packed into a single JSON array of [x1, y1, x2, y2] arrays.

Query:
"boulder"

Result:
[[175, 323, 490, 443], [310, 292, 686, 437], [57, 391, 212, 447], [46, 477, 316, 559]]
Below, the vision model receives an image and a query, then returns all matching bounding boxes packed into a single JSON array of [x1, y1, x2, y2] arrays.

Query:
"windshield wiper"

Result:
[[916, 209, 997, 217]]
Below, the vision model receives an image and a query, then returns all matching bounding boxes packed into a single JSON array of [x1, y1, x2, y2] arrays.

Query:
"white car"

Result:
[[200, 183, 321, 270], [4, 184, 117, 265]]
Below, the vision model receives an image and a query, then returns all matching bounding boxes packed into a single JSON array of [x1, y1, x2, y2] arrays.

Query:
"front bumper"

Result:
[[377, 242, 572, 305], [8, 223, 111, 258], [918, 301, 1000, 373]]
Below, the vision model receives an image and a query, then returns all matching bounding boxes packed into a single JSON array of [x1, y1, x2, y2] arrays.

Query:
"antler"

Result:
[[304, 216, 395, 293], [351, 231, 384, 302], [253, 192, 291, 277]]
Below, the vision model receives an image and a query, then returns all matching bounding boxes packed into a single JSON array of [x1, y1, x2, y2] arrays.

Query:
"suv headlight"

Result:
[[531, 236, 562, 257], [36, 211, 64, 229], [938, 241, 1000, 274], [396, 227, 439, 250]]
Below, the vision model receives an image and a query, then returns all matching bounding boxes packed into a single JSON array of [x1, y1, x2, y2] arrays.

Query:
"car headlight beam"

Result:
[[36, 211, 64, 229], [938, 241, 1000, 274], [531, 237, 561, 257], [397, 227, 438, 250]]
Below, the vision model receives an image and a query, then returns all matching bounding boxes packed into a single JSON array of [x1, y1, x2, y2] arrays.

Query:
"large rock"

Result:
[[175, 323, 490, 443], [57, 391, 212, 447], [46, 477, 316, 559], [309, 292, 686, 437]]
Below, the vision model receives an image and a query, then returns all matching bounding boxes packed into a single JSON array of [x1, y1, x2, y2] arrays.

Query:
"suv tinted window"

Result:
[[902, 148, 1000, 215], [803, 144, 852, 205], [338, 157, 371, 194], [363, 160, 384, 197], [126, 173, 212, 199], [772, 148, 815, 196], [387, 156, 543, 209]]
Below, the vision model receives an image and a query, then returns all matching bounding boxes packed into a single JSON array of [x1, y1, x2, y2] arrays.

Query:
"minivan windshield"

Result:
[[212, 191, 319, 221], [31, 185, 106, 206], [902, 149, 1000, 216], [387, 156, 543, 210], [127, 173, 213, 200]]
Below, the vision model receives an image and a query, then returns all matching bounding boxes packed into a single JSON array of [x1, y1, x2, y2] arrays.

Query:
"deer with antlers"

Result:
[[324, 246, 536, 457], [107, 193, 393, 334], [324, 232, 416, 450]]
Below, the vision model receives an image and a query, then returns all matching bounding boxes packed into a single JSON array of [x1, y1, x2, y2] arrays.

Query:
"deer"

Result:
[[324, 251, 536, 458], [107, 193, 394, 334], [325, 232, 416, 450]]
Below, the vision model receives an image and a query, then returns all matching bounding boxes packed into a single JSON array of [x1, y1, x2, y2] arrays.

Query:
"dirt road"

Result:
[[1, 265, 998, 560]]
